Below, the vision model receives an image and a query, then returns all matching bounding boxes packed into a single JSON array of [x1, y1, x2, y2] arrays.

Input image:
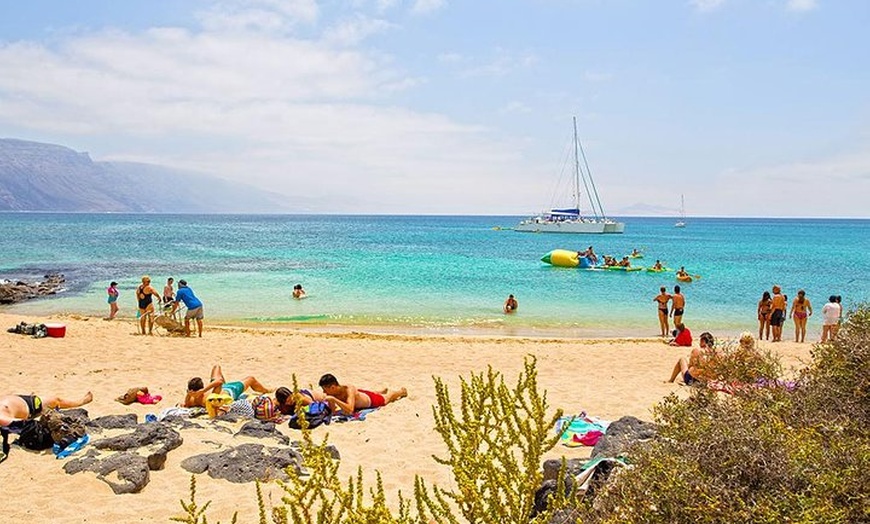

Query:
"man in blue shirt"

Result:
[[171, 279, 204, 337]]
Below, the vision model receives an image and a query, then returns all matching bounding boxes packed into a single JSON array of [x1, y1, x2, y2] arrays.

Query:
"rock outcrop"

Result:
[[0, 273, 65, 304]]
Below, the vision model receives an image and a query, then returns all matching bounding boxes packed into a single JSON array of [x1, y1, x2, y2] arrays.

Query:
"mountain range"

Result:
[[0, 138, 297, 213]]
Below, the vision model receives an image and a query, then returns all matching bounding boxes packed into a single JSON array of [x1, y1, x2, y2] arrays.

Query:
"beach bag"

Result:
[[1, 428, 9, 462], [252, 396, 277, 421], [42, 409, 86, 449], [288, 401, 332, 430], [16, 419, 54, 450]]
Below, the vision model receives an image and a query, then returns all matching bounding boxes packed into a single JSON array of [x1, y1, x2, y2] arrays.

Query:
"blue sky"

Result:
[[0, 0, 867, 216]]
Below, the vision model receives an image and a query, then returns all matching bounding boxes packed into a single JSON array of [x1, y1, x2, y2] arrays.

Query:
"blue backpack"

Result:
[[287, 401, 332, 430]]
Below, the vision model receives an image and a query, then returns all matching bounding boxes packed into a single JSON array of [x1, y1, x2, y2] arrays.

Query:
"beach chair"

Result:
[[153, 308, 188, 336]]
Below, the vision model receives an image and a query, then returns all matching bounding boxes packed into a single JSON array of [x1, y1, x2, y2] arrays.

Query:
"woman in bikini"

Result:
[[789, 290, 812, 343], [653, 287, 671, 337], [757, 291, 772, 341]]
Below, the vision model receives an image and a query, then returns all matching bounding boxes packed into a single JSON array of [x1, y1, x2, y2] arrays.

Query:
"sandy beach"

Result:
[[0, 313, 814, 523]]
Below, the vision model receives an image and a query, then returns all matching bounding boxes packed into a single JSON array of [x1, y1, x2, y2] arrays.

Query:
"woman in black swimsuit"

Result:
[[136, 275, 162, 335]]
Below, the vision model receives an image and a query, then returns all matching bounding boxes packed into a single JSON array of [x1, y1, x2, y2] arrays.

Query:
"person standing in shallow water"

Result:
[[757, 291, 772, 340], [670, 285, 685, 326], [789, 289, 812, 343], [653, 286, 671, 337], [769, 285, 787, 342]]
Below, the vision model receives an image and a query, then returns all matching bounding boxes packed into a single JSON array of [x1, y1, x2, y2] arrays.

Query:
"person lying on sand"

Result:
[[273, 386, 329, 415], [0, 392, 93, 428], [184, 365, 270, 408], [318, 373, 407, 413]]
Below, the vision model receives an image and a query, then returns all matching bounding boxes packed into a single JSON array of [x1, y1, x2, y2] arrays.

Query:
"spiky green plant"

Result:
[[415, 356, 566, 524], [171, 474, 238, 524]]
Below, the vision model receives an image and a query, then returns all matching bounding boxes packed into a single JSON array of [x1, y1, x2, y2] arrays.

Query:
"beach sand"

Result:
[[0, 313, 813, 523]]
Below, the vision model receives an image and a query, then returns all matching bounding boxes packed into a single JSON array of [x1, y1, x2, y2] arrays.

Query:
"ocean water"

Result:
[[1, 213, 868, 337]]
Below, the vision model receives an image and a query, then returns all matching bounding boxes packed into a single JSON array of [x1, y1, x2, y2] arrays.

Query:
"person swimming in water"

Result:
[[504, 294, 518, 313]]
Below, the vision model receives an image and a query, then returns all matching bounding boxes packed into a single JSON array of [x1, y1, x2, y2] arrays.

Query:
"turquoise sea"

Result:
[[1, 214, 867, 337]]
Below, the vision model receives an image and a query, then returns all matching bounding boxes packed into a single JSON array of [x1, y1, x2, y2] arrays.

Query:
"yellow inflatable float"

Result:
[[541, 249, 582, 268]]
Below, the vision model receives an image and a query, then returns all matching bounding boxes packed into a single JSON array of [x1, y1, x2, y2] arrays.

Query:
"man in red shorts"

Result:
[[318, 374, 407, 413]]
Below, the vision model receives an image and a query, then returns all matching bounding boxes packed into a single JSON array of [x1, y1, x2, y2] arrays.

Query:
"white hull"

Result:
[[515, 218, 624, 234]]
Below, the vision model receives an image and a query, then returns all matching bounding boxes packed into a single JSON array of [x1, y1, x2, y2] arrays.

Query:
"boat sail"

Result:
[[675, 194, 686, 228], [515, 117, 625, 234]]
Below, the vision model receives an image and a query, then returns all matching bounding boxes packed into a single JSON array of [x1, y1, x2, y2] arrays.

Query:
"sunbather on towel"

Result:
[[0, 392, 93, 428], [274, 386, 329, 415], [318, 373, 407, 413], [184, 364, 270, 408]]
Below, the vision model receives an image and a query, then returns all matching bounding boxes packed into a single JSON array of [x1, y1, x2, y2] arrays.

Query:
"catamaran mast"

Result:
[[573, 117, 595, 219], [578, 137, 607, 220]]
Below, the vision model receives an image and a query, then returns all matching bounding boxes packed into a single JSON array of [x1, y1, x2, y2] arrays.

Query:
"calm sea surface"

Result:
[[2, 214, 867, 337]]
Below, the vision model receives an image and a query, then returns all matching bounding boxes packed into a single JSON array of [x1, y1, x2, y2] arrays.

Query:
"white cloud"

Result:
[[786, 0, 818, 12], [323, 14, 395, 46], [411, 0, 447, 15], [197, 0, 320, 32], [707, 152, 870, 217], [689, 0, 726, 12], [0, 6, 538, 213]]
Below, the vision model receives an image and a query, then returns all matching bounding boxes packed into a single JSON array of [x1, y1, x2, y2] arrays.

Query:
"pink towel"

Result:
[[137, 393, 162, 405]]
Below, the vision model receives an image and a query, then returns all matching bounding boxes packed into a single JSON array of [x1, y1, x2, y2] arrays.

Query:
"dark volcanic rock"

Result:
[[92, 414, 139, 429], [236, 420, 290, 444], [591, 416, 657, 459], [180, 443, 304, 483], [0, 273, 66, 304], [65, 451, 150, 495], [92, 423, 182, 471]]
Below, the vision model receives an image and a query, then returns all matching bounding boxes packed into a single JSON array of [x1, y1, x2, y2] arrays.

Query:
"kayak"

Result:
[[628, 254, 644, 259], [646, 267, 672, 273], [677, 274, 694, 282], [602, 265, 643, 272]]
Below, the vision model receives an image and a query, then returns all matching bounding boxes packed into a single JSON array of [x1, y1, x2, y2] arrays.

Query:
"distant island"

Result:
[[0, 138, 295, 213]]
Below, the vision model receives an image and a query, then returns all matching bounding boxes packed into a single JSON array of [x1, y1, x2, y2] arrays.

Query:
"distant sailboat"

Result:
[[674, 194, 686, 228]]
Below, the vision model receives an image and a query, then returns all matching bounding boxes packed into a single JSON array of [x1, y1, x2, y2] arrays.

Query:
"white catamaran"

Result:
[[515, 117, 624, 234]]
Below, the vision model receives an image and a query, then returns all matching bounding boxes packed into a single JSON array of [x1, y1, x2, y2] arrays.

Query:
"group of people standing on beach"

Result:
[[756, 286, 842, 343], [106, 276, 204, 337]]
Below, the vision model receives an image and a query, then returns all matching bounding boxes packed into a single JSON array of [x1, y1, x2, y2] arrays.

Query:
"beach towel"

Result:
[[153, 407, 205, 421], [54, 434, 89, 459], [556, 413, 610, 447], [136, 392, 162, 404], [332, 408, 379, 423]]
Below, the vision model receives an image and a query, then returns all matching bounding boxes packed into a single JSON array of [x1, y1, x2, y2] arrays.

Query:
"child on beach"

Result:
[[106, 281, 119, 320]]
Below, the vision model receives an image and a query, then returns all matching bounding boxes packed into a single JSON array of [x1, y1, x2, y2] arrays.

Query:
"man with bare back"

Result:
[[318, 373, 407, 413]]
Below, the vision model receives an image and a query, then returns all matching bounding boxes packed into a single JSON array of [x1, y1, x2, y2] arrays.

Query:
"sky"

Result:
[[0, 0, 868, 217]]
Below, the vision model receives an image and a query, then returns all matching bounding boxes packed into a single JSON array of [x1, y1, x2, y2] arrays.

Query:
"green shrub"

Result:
[[573, 307, 870, 524], [172, 357, 573, 524]]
